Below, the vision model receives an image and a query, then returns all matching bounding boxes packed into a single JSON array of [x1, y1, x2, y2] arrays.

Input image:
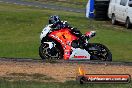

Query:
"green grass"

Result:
[[0, 80, 132, 88], [0, 2, 132, 62]]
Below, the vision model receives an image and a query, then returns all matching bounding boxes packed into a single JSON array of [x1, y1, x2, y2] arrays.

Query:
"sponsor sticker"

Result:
[[77, 67, 131, 84], [77, 74, 131, 83], [74, 55, 87, 58]]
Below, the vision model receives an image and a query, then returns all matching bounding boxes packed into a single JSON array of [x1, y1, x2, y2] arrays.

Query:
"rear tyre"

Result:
[[125, 18, 131, 29], [87, 43, 112, 61]]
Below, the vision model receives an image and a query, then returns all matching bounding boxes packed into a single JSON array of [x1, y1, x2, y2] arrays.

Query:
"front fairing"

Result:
[[40, 24, 52, 40], [49, 28, 78, 60]]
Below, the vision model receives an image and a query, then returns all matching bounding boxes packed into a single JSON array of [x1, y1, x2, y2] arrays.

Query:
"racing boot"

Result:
[[85, 31, 96, 39], [80, 31, 96, 43], [80, 31, 96, 47]]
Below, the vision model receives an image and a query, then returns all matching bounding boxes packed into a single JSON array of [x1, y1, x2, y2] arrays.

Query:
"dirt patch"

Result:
[[0, 60, 132, 82]]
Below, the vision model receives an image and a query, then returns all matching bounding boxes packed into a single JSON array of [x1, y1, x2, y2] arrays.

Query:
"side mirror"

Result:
[[128, 1, 132, 7]]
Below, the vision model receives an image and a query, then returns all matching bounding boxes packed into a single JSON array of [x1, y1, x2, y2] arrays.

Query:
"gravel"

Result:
[[0, 60, 132, 82]]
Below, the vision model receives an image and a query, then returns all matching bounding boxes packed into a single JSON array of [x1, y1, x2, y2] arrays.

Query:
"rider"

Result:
[[48, 15, 95, 43]]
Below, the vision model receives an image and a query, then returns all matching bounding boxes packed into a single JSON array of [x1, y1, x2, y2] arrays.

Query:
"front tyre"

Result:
[[39, 44, 63, 60], [87, 43, 112, 61], [111, 14, 117, 25]]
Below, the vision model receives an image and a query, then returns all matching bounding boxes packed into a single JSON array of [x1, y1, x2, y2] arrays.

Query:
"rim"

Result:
[[89, 44, 109, 61], [96, 44, 108, 61], [41, 44, 50, 58], [41, 44, 61, 59]]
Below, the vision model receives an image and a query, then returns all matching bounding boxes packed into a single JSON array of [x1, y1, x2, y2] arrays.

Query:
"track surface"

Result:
[[0, 0, 85, 13], [1, 57, 132, 66]]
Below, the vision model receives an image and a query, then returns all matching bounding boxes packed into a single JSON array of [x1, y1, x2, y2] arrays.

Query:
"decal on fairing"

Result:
[[74, 55, 87, 58], [69, 48, 90, 60]]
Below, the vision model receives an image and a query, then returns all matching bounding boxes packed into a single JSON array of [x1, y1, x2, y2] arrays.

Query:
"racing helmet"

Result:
[[49, 15, 61, 24]]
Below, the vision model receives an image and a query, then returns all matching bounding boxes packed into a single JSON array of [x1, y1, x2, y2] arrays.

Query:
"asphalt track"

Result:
[[0, 0, 132, 66], [0, 57, 132, 66], [0, 0, 85, 13]]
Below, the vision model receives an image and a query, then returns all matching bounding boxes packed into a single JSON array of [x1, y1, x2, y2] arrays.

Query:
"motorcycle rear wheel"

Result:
[[87, 43, 112, 61]]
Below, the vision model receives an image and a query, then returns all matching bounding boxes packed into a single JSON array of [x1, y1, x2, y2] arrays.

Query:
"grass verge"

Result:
[[0, 79, 131, 88]]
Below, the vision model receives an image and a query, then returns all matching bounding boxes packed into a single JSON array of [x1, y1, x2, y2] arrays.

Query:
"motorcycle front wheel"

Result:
[[39, 43, 63, 60], [86, 43, 112, 61]]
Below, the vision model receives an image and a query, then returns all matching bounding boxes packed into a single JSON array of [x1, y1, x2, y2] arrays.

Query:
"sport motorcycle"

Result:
[[39, 24, 112, 61]]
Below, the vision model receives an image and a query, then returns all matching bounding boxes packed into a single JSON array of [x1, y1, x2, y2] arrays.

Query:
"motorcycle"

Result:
[[39, 24, 112, 61]]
